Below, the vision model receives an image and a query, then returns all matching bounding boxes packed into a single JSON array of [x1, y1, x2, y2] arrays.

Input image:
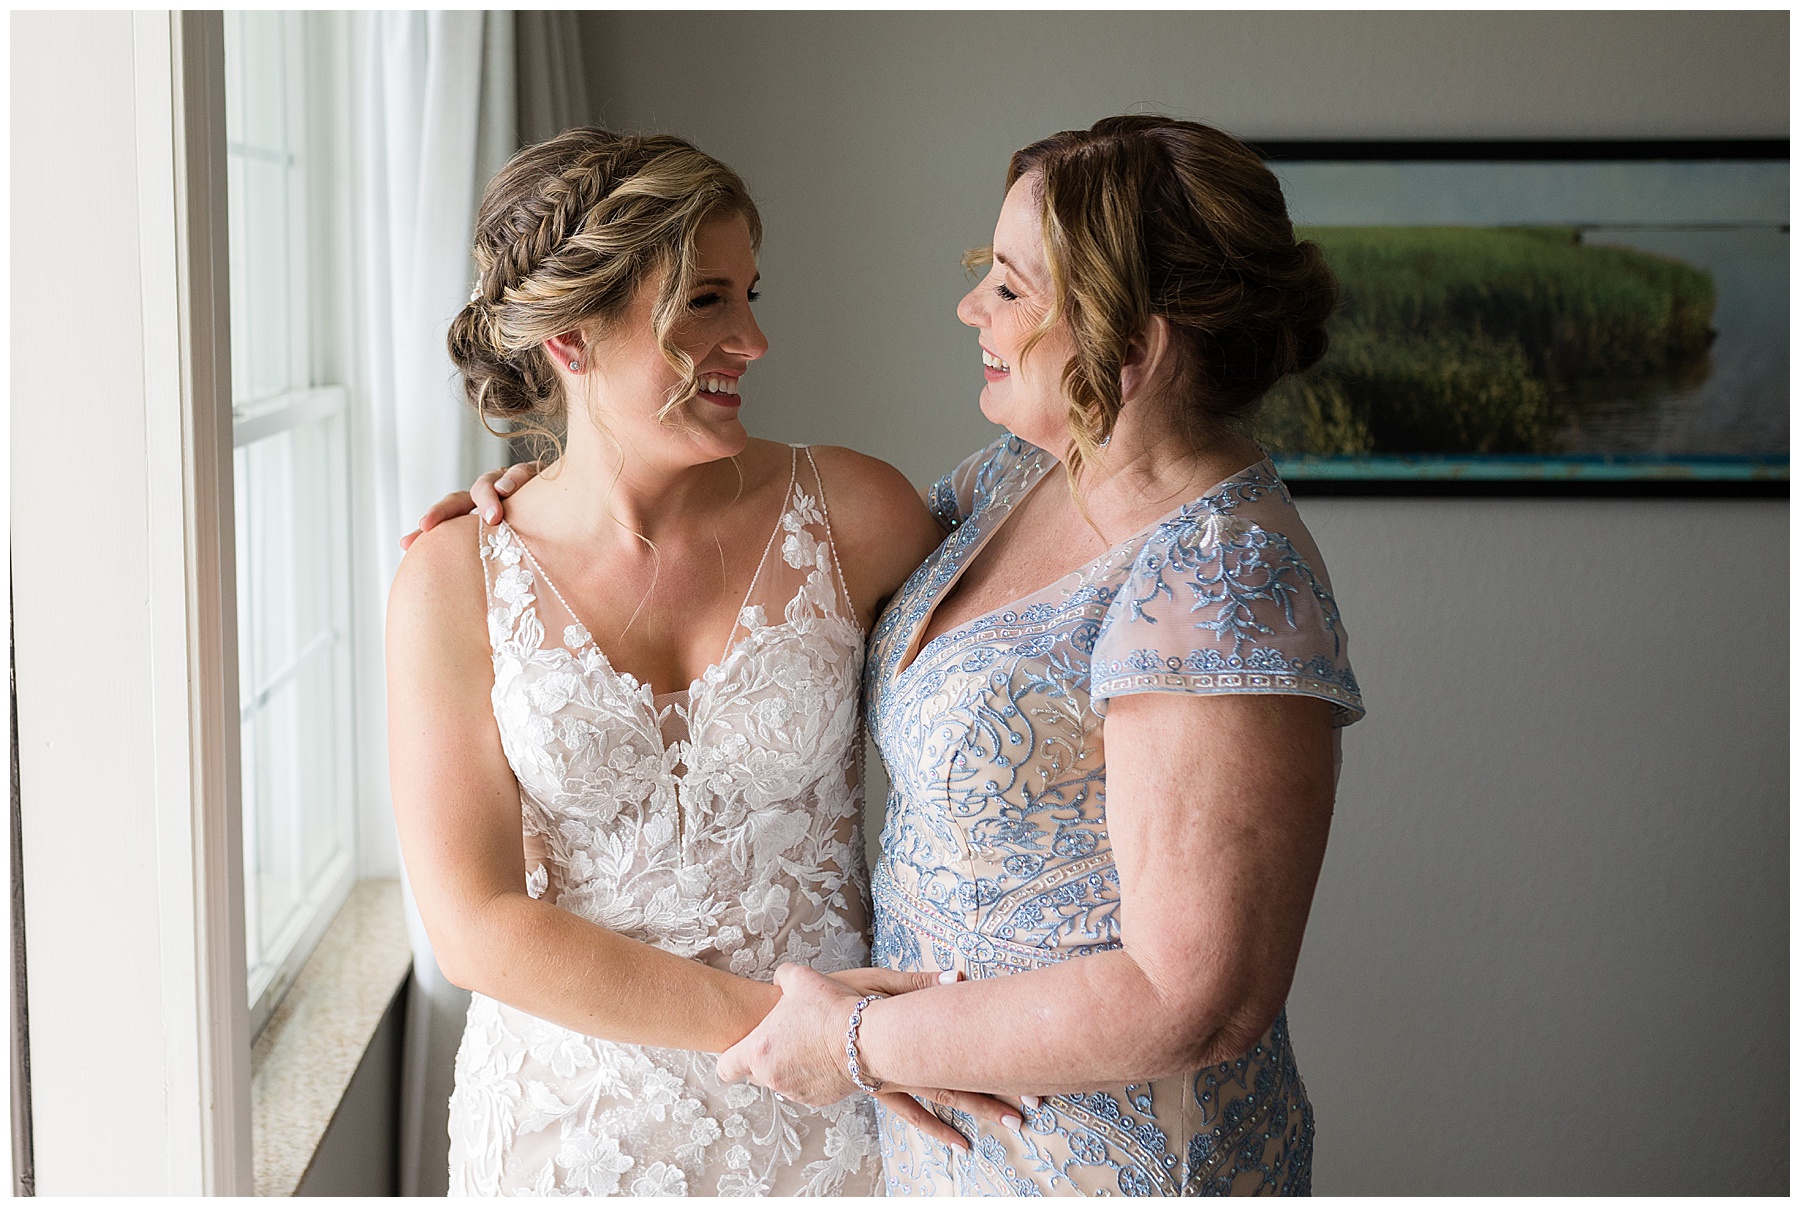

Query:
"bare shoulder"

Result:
[[387, 513, 489, 665], [805, 445, 942, 622], [737, 437, 806, 497], [805, 445, 933, 537]]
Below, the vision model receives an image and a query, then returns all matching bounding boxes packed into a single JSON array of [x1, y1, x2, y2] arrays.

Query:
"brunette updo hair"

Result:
[[447, 127, 762, 452], [996, 115, 1337, 479]]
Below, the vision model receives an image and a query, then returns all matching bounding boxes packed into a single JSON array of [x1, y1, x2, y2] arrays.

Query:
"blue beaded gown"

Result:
[[865, 436, 1365, 1196]]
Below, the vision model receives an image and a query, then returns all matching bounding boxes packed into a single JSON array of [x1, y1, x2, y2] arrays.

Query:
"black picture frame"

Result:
[[1248, 139, 1789, 499]]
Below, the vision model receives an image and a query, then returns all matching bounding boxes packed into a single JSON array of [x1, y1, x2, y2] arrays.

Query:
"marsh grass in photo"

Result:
[[1259, 226, 1718, 457]]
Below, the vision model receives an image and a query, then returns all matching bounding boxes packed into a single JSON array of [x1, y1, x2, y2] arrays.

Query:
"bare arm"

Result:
[[719, 691, 1337, 1099], [389, 516, 1013, 1142], [387, 515, 781, 1049]]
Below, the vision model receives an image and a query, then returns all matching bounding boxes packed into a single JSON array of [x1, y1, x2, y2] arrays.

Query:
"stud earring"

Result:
[[568, 359, 579, 371]]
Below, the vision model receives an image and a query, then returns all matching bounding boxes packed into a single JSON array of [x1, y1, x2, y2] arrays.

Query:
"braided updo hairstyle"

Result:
[[993, 115, 1337, 481], [447, 128, 762, 455]]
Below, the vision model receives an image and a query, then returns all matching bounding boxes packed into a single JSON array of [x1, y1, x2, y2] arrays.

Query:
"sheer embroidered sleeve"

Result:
[[1089, 499, 1365, 726], [927, 435, 1031, 532]]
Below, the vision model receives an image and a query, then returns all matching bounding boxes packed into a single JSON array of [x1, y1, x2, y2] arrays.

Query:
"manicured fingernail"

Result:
[[1021, 1095, 1041, 1110], [497, 479, 513, 494], [938, 970, 960, 984], [485, 508, 499, 523], [1002, 1114, 1022, 1132]]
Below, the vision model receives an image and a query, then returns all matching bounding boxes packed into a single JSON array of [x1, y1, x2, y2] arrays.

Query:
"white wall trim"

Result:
[[132, 9, 252, 1193], [12, 11, 250, 1193], [153, 12, 254, 1192], [2, 6, 20, 1194]]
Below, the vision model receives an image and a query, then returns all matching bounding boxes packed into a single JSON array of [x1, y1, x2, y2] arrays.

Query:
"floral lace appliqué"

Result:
[[449, 448, 879, 1197], [865, 437, 1359, 1195]]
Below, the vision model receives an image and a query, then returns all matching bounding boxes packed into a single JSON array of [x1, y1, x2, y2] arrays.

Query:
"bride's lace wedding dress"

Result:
[[447, 447, 883, 1196]]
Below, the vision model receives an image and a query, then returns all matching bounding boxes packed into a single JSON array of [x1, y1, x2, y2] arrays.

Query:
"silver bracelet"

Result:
[[845, 994, 886, 1096]]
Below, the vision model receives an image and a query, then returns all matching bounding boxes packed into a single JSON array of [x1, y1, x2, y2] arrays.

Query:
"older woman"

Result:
[[428, 115, 1363, 1195], [715, 115, 1363, 1196]]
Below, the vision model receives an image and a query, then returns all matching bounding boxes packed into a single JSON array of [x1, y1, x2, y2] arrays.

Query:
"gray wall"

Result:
[[581, 12, 1788, 1194]]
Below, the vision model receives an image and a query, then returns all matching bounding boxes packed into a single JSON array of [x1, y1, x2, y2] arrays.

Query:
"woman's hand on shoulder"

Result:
[[400, 462, 543, 550], [807, 446, 942, 627]]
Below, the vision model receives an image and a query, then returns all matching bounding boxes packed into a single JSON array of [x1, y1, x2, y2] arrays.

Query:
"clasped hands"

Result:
[[716, 963, 1029, 1153]]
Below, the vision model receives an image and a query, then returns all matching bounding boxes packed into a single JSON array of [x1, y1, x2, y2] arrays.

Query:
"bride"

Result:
[[387, 128, 1010, 1196]]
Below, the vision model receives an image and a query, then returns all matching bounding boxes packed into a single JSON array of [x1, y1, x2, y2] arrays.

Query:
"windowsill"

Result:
[[250, 877, 412, 1197]]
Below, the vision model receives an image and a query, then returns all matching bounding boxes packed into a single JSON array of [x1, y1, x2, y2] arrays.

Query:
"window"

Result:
[[224, 11, 357, 1035]]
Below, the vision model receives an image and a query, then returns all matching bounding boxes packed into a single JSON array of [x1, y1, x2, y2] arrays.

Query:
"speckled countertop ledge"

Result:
[[251, 877, 412, 1197]]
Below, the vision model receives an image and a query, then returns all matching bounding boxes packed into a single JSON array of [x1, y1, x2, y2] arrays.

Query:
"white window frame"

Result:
[[234, 389, 358, 1035], [224, 12, 361, 1037], [14, 11, 405, 1192], [13, 11, 252, 1193]]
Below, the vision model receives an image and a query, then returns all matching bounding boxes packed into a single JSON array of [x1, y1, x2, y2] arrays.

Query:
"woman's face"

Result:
[[956, 173, 1077, 455], [575, 212, 768, 466]]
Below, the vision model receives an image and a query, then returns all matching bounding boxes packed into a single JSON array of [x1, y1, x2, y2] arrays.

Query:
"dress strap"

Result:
[[718, 446, 799, 660], [477, 513, 498, 610], [484, 520, 593, 654], [719, 444, 860, 652], [509, 530, 594, 650], [801, 445, 860, 629], [478, 519, 551, 656]]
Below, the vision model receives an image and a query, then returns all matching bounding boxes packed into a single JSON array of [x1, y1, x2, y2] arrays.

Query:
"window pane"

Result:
[[244, 421, 337, 690], [226, 154, 251, 404], [287, 419, 337, 645], [240, 715, 261, 971], [297, 650, 341, 886], [243, 158, 292, 397], [236, 406, 352, 999], [227, 8, 355, 1031], [250, 673, 304, 957], [223, 12, 242, 138], [237, 11, 287, 154], [244, 430, 297, 684], [234, 446, 255, 709]]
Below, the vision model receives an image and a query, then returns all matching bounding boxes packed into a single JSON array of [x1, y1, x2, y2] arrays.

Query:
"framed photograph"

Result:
[[1253, 140, 1788, 497]]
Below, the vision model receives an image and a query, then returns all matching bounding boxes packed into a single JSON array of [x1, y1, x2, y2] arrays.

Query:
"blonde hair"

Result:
[[447, 127, 762, 459], [976, 115, 1337, 485]]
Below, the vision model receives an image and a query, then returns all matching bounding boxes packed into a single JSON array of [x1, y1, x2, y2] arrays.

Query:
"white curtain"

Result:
[[352, 10, 514, 1195], [515, 11, 595, 145], [353, 11, 596, 1194]]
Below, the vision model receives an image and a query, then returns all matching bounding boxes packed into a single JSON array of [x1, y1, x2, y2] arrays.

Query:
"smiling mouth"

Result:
[[696, 373, 742, 404], [981, 348, 1010, 379]]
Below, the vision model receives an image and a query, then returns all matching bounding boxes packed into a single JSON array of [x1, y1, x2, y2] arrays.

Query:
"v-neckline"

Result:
[[890, 454, 1054, 681], [502, 448, 799, 702], [891, 451, 1272, 683]]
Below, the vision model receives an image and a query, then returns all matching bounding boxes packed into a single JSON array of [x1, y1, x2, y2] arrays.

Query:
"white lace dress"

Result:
[[447, 447, 883, 1197]]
